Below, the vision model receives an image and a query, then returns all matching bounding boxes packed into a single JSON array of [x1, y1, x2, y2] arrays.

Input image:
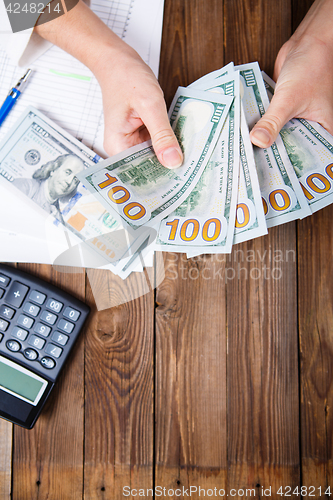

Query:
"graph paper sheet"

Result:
[[0, 0, 165, 156]]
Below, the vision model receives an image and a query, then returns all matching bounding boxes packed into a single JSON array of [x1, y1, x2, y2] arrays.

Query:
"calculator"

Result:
[[0, 264, 90, 429]]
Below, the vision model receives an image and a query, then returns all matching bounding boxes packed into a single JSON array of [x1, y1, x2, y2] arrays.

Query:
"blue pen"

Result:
[[0, 69, 32, 127]]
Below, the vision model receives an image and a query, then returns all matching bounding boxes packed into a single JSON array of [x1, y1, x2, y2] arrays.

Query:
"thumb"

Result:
[[250, 90, 296, 148], [139, 99, 183, 169]]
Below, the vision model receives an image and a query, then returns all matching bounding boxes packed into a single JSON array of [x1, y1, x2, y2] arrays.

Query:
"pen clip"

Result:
[[15, 69, 32, 92]]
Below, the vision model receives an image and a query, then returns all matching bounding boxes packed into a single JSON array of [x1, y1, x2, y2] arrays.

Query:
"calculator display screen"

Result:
[[0, 356, 48, 406]]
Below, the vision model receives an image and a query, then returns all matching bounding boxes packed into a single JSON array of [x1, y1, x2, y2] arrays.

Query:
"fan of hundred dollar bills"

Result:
[[0, 62, 332, 279]]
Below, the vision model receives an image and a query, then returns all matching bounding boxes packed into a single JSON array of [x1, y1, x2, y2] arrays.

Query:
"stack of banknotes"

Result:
[[1, 61, 332, 279]]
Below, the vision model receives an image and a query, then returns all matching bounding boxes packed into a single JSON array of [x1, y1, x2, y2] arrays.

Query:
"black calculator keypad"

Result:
[[6, 282, 29, 307], [51, 331, 69, 345], [29, 290, 46, 305], [34, 323, 51, 337], [0, 264, 90, 382], [41, 357, 56, 369], [0, 305, 15, 319], [58, 319, 74, 333], [63, 307, 80, 321], [45, 344, 62, 358], [17, 315, 34, 329], [0, 319, 9, 332], [40, 311, 57, 325], [46, 299, 63, 313], [6, 339, 21, 351], [0, 274, 10, 287], [12, 326, 29, 341], [24, 348, 38, 360], [23, 302, 40, 317], [28, 335, 46, 350]]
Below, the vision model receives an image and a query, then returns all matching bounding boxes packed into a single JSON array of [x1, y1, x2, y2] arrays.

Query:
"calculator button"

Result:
[[58, 319, 74, 334], [40, 311, 57, 325], [45, 344, 63, 358], [6, 281, 29, 308], [29, 290, 46, 305], [12, 326, 29, 341], [0, 289, 5, 299], [0, 319, 9, 332], [0, 305, 15, 319], [46, 299, 63, 313], [23, 302, 40, 317], [34, 322, 51, 337], [0, 274, 10, 287], [28, 335, 45, 350], [6, 339, 21, 352], [17, 314, 34, 329], [24, 348, 38, 361], [51, 331, 69, 346], [63, 307, 80, 322], [40, 357, 56, 369]]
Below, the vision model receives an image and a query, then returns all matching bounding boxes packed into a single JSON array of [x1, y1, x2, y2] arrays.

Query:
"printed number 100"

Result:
[[98, 173, 146, 221], [166, 218, 222, 242]]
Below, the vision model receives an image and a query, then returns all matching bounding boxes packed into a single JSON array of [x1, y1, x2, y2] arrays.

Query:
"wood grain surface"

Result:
[[1, 0, 332, 499]]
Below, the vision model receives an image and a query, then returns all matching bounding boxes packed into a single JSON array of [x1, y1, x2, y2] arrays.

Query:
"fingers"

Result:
[[138, 96, 183, 169], [103, 93, 183, 169], [250, 87, 297, 148]]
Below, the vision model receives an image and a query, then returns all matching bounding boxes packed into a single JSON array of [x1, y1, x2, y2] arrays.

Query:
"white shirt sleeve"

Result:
[[0, 0, 90, 67], [0, 0, 52, 66]]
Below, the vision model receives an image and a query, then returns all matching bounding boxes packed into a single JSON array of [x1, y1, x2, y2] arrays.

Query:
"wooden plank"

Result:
[[0, 419, 12, 499], [83, 270, 154, 499], [298, 206, 333, 493], [226, 229, 300, 494], [155, 253, 227, 495], [223, 0, 291, 75], [159, 0, 224, 104], [292, 1, 330, 492], [12, 264, 85, 500], [292, 0, 316, 32], [224, 0, 300, 493], [156, 1, 228, 494]]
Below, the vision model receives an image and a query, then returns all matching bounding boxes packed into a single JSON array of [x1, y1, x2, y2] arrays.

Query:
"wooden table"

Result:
[[1, 0, 332, 498]]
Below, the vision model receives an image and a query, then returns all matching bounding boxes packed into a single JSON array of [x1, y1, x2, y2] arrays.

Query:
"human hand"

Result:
[[250, 0, 333, 148], [97, 46, 183, 168], [34, 0, 183, 168]]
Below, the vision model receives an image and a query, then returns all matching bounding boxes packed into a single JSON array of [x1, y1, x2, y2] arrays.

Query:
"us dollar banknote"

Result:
[[189, 62, 234, 89], [233, 104, 267, 244], [156, 72, 240, 254], [236, 62, 311, 226], [77, 87, 233, 234], [197, 73, 267, 245], [263, 72, 333, 214]]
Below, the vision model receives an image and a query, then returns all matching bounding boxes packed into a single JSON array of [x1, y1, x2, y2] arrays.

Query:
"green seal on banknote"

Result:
[[102, 212, 118, 229]]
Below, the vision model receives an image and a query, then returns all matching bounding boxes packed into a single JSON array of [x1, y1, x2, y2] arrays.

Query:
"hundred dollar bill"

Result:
[[187, 75, 267, 257], [189, 62, 234, 89], [0, 107, 133, 268], [156, 72, 240, 254], [77, 87, 233, 235], [233, 104, 267, 244], [263, 72, 333, 214], [236, 62, 311, 226]]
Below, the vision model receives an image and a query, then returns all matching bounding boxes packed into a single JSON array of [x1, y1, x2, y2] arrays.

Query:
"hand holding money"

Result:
[[250, 0, 333, 149], [34, 0, 183, 169], [3, 61, 333, 279]]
